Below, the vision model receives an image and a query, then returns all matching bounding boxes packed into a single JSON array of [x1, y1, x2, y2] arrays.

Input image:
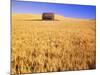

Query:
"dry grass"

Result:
[[11, 14, 96, 74]]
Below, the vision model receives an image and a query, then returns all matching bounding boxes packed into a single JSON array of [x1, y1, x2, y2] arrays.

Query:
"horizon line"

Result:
[[12, 13, 96, 20]]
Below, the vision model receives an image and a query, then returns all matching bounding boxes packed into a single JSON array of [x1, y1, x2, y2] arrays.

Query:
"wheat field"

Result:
[[11, 14, 96, 74]]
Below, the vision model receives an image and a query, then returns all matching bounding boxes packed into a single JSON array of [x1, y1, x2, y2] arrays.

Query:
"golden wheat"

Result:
[[11, 14, 96, 74]]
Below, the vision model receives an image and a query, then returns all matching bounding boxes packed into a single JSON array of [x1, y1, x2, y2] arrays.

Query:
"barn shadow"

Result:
[[23, 19, 43, 21], [22, 19, 59, 21]]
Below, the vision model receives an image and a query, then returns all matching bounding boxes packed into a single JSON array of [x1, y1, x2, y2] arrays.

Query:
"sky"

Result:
[[12, 0, 96, 19]]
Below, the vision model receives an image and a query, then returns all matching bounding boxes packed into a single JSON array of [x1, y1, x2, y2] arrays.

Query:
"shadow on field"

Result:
[[18, 19, 59, 21]]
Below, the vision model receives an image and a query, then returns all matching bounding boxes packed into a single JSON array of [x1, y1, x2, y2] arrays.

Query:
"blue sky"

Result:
[[12, 0, 96, 19]]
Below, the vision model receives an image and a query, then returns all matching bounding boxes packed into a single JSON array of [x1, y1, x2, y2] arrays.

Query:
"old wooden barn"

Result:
[[42, 13, 54, 20]]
